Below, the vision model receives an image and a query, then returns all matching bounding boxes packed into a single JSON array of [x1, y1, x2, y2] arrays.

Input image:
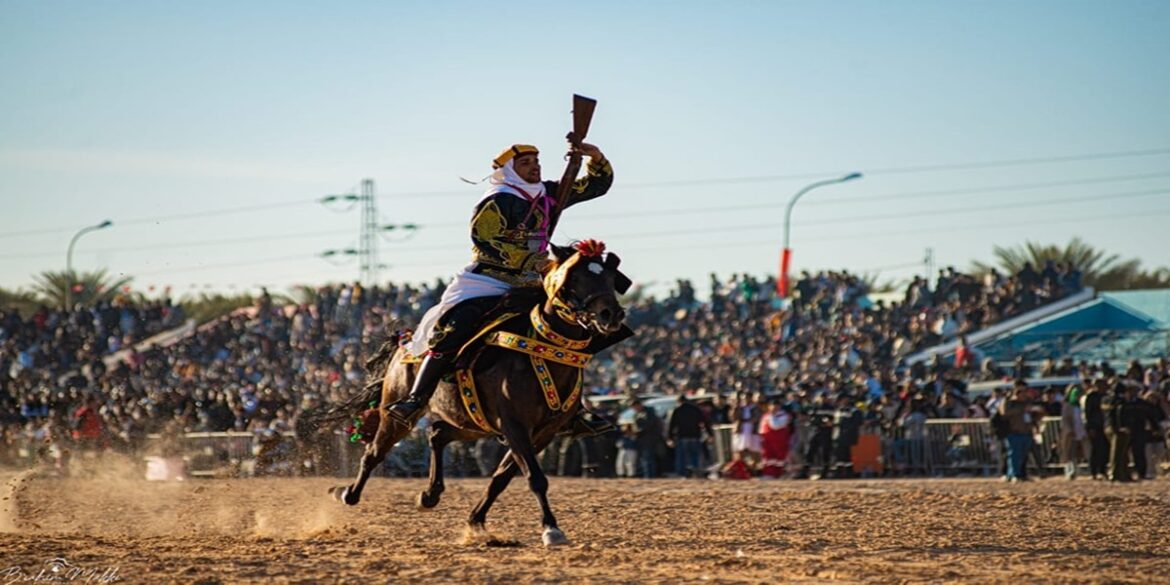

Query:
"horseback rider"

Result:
[[388, 141, 615, 432]]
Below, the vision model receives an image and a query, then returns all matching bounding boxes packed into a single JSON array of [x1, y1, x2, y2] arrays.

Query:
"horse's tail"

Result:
[[309, 331, 403, 431]]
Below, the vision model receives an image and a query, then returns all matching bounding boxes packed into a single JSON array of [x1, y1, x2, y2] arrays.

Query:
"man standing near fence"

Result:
[[1082, 378, 1110, 480], [668, 395, 708, 478], [1103, 383, 1136, 482], [1000, 382, 1040, 483], [832, 394, 863, 478], [632, 400, 663, 479]]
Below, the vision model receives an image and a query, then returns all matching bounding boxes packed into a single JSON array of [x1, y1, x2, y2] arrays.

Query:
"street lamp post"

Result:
[[65, 219, 113, 308], [778, 173, 862, 298]]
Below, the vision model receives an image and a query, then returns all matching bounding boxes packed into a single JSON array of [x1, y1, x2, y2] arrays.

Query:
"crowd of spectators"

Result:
[[0, 283, 438, 470], [2, 260, 1167, 482]]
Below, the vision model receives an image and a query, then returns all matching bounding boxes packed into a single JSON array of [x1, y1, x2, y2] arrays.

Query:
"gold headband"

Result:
[[492, 144, 539, 169]]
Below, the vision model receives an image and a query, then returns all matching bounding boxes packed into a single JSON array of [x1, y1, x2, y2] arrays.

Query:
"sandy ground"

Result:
[[2, 465, 1169, 584]]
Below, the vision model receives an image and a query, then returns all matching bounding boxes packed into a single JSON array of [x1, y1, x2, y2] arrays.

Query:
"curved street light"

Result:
[[65, 219, 114, 308], [778, 173, 862, 298]]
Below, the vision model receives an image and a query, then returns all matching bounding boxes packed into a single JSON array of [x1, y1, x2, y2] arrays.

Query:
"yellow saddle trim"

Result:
[[530, 357, 583, 412], [483, 331, 593, 368], [456, 368, 495, 434], [405, 307, 595, 434]]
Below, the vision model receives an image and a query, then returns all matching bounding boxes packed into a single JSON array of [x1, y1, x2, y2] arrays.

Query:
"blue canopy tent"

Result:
[[975, 291, 1170, 363]]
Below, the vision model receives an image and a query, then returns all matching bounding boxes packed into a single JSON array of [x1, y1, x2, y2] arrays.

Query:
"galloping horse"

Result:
[[325, 240, 631, 546]]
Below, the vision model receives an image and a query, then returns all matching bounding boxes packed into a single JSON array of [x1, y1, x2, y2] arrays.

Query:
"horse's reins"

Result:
[[550, 289, 617, 333]]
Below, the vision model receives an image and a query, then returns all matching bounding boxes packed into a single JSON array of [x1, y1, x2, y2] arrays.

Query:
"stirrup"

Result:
[[385, 400, 424, 427], [562, 411, 617, 438]]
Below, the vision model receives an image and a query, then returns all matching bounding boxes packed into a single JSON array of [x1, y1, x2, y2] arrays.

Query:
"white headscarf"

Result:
[[480, 158, 547, 203]]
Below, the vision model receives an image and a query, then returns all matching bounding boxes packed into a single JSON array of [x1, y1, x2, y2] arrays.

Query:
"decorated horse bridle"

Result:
[[543, 239, 618, 330], [550, 288, 618, 330]]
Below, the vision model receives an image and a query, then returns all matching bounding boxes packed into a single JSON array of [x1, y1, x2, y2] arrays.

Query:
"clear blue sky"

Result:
[[2, 1, 1168, 298]]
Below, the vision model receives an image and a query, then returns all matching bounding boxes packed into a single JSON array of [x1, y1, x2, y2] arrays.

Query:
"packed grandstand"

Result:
[[2, 265, 1168, 480]]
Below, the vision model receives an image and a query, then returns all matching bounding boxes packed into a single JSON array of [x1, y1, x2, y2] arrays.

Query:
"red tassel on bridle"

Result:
[[574, 239, 606, 257]]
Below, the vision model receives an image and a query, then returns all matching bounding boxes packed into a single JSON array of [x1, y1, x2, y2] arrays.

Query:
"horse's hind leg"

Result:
[[418, 421, 457, 509], [467, 449, 519, 532], [498, 420, 566, 546], [330, 416, 410, 506]]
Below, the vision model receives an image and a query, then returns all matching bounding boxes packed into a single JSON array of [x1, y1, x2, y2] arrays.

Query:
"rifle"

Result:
[[549, 94, 597, 234]]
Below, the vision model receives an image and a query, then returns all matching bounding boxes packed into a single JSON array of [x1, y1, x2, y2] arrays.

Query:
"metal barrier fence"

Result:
[[143, 430, 429, 478], [712, 424, 735, 466], [0, 417, 1079, 479], [708, 417, 1068, 477], [86, 431, 319, 477]]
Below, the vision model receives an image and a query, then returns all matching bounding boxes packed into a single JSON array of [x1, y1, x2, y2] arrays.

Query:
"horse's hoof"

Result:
[[330, 486, 359, 506], [462, 524, 492, 545], [542, 527, 568, 547], [417, 491, 440, 510]]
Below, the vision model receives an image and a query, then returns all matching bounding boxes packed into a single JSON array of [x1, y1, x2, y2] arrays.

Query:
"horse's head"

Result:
[[542, 240, 631, 336]]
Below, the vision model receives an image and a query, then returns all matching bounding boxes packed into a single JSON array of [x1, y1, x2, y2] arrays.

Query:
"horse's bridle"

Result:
[[551, 288, 618, 333]]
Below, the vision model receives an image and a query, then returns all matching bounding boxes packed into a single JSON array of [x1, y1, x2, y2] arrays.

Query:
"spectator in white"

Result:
[[1059, 384, 1087, 479], [615, 424, 638, 478], [731, 392, 762, 463]]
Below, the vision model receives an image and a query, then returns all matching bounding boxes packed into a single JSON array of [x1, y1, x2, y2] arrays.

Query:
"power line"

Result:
[[0, 198, 321, 239], [571, 171, 1170, 222], [115, 205, 1170, 277], [403, 186, 1170, 244], [381, 146, 1170, 198], [0, 229, 353, 260], [132, 253, 311, 277], [5, 184, 1166, 262], [394, 204, 1170, 261], [861, 147, 1170, 175], [6, 146, 1166, 240], [375, 172, 1170, 228], [600, 186, 1170, 239]]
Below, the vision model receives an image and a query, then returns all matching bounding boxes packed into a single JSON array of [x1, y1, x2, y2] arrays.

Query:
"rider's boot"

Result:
[[386, 353, 455, 427], [564, 404, 617, 438]]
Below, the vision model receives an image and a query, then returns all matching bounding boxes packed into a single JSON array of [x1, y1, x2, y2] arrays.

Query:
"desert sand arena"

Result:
[[3, 466, 1169, 584]]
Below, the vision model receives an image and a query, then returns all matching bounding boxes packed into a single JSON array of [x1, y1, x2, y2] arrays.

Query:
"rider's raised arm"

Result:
[[548, 151, 613, 210]]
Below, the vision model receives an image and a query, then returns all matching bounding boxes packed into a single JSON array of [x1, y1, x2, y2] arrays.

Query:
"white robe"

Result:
[[405, 266, 512, 356]]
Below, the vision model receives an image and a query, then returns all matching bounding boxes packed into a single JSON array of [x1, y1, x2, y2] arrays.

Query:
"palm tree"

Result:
[[0, 287, 43, 315], [32, 269, 133, 309], [288, 284, 320, 306], [178, 292, 257, 324], [857, 273, 902, 294], [971, 238, 1170, 290]]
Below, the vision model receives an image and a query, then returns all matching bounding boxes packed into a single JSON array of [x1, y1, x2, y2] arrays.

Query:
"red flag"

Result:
[[778, 248, 792, 297]]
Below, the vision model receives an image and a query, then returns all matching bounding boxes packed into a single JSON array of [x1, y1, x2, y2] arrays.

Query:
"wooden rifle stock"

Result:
[[550, 94, 597, 232]]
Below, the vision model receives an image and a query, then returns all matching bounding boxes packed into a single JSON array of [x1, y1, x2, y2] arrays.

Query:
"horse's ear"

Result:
[[614, 270, 632, 295], [550, 243, 575, 264], [604, 253, 621, 270]]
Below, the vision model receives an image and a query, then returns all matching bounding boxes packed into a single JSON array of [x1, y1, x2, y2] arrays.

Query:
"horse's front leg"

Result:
[[499, 419, 566, 546], [467, 448, 519, 531], [418, 421, 457, 509]]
